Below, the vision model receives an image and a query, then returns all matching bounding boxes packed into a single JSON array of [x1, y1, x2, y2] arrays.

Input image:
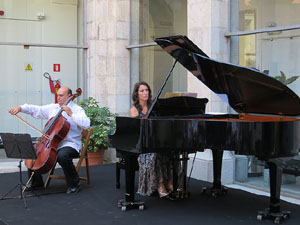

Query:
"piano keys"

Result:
[[109, 35, 300, 222]]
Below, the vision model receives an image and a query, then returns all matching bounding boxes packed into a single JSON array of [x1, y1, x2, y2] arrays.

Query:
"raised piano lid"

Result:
[[154, 35, 300, 116]]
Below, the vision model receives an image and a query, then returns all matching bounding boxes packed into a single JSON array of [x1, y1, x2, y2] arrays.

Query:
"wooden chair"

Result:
[[44, 128, 93, 188]]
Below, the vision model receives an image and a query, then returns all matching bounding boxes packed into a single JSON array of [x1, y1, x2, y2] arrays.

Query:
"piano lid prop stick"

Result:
[[146, 59, 178, 118]]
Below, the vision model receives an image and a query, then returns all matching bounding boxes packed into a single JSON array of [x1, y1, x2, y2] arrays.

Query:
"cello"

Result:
[[24, 88, 82, 174]]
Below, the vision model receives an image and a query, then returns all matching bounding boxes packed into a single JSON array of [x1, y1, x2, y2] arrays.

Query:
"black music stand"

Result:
[[0, 133, 37, 207]]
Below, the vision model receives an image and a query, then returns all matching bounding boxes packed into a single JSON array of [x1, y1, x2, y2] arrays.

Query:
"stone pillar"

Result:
[[86, 0, 131, 162], [187, 0, 230, 112], [187, 0, 235, 184], [86, 0, 130, 116], [235, 155, 248, 182], [187, 150, 235, 185]]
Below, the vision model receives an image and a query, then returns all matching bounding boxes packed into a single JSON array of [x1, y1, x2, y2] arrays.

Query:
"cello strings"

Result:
[[43, 95, 72, 133]]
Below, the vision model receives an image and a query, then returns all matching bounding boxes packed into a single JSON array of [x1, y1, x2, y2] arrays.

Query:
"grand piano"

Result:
[[109, 35, 300, 223]]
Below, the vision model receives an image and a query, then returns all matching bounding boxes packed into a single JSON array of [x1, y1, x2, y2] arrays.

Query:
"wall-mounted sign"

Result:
[[25, 64, 32, 71], [53, 64, 60, 72]]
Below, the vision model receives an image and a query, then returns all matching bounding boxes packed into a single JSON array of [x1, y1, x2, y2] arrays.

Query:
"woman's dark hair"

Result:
[[132, 81, 152, 113]]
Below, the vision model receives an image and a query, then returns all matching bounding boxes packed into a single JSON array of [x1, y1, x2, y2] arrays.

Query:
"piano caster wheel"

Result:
[[282, 212, 290, 219], [117, 201, 122, 208], [257, 209, 269, 221], [257, 209, 291, 223], [173, 189, 190, 200], [201, 186, 227, 197], [217, 187, 228, 196], [271, 211, 291, 223], [274, 217, 281, 224], [257, 214, 263, 221], [118, 199, 145, 211]]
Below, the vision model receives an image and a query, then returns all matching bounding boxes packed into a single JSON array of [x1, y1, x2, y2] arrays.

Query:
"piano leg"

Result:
[[117, 151, 144, 211], [172, 154, 179, 192], [213, 150, 223, 190], [173, 152, 190, 199], [257, 161, 291, 223], [181, 152, 190, 197], [202, 150, 227, 197]]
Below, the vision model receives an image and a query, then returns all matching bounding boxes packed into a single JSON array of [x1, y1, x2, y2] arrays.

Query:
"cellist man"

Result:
[[8, 86, 90, 194]]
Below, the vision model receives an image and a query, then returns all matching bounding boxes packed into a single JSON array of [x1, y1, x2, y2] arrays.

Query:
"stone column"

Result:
[[86, 0, 130, 116], [187, 0, 230, 112], [86, 0, 131, 162], [187, 0, 236, 185]]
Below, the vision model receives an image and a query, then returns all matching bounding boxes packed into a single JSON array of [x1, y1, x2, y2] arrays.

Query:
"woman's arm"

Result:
[[129, 107, 139, 117]]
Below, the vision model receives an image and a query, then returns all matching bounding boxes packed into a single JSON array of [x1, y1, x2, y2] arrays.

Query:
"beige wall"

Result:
[[86, 0, 131, 162], [86, 0, 131, 116], [186, 0, 234, 184], [187, 0, 230, 113]]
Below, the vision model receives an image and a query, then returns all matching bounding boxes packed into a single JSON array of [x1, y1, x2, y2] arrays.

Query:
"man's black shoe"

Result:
[[66, 183, 80, 194], [24, 183, 44, 192]]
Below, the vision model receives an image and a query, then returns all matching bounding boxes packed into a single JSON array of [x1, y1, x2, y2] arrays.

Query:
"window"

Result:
[[229, 0, 300, 95], [129, 0, 187, 97], [229, 0, 300, 199]]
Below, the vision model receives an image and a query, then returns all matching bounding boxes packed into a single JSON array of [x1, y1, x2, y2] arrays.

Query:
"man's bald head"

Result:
[[57, 86, 72, 106], [58, 86, 71, 95]]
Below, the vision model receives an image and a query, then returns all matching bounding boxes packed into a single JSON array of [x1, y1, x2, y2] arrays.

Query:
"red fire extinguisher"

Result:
[[54, 80, 61, 103], [43, 72, 61, 103]]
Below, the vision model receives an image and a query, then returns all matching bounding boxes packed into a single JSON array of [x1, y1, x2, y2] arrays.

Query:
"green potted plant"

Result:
[[263, 70, 299, 85], [77, 97, 117, 164]]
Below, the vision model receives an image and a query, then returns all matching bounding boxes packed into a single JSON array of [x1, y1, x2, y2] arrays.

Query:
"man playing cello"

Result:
[[8, 86, 90, 194]]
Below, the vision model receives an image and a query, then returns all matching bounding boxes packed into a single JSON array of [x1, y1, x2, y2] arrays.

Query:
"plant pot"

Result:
[[82, 149, 105, 166]]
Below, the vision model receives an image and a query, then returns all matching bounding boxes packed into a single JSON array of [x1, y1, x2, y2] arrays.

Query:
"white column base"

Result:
[[187, 149, 235, 185]]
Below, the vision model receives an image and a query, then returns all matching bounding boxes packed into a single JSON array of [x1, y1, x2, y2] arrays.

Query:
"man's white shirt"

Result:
[[20, 101, 90, 152]]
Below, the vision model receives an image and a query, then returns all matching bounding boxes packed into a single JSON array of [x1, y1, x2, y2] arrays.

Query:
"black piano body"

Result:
[[113, 114, 300, 158], [111, 113, 300, 212], [109, 35, 300, 221]]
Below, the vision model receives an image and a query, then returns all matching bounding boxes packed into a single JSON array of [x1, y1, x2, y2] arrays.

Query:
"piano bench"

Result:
[[282, 159, 300, 176], [282, 167, 300, 176]]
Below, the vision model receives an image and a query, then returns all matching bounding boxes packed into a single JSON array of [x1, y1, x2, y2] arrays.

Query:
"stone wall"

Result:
[[86, 0, 131, 116], [187, 0, 230, 114], [86, 0, 131, 162]]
